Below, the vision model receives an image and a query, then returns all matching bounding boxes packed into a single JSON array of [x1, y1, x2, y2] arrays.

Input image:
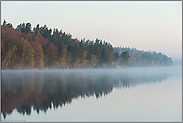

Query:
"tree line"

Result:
[[1, 20, 130, 70], [114, 47, 173, 67], [1, 20, 172, 69]]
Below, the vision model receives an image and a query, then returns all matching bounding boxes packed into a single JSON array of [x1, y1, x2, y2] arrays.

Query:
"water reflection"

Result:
[[1, 69, 171, 119]]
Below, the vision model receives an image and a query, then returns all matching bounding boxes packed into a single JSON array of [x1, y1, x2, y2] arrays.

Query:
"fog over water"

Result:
[[1, 66, 182, 122]]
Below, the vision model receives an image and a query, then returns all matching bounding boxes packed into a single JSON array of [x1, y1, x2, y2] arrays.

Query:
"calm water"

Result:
[[1, 67, 182, 122]]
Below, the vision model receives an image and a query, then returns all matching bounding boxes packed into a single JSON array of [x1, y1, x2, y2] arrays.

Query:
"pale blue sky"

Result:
[[1, 1, 182, 58]]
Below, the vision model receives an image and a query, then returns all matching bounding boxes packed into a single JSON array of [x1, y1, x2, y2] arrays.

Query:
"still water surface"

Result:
[[1, 67, 182, 122]]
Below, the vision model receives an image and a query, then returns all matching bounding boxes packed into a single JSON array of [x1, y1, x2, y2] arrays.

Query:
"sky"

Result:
[[1, 1, 182, 58]]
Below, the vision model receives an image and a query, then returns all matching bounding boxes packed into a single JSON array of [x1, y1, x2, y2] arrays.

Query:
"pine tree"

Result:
[[3, 19, 7, 27]]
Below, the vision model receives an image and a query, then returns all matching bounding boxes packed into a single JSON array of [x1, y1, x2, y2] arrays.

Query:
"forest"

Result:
[[1, 20, 173, 70], [114, 47, 173, 67]]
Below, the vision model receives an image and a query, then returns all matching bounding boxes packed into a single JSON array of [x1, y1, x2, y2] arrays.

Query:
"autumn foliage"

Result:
[[1, 20, 172, 70], [1, 21, 118, 70]]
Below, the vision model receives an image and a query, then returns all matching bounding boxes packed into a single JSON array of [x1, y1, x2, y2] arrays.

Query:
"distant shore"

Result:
[[1, 65, 176, 71]]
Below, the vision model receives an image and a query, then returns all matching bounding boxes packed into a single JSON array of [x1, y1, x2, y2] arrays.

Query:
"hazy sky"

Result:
[[1, 1, 182, 58]]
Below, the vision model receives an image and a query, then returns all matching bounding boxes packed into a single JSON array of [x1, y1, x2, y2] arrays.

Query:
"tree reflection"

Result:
[[1, 70, 171, 118]]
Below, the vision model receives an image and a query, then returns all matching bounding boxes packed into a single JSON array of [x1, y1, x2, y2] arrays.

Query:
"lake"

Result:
[[1, 67, 182, 122]]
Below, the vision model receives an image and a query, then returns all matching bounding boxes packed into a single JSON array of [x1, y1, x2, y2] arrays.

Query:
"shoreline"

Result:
[[1, 65, 176, 71]]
